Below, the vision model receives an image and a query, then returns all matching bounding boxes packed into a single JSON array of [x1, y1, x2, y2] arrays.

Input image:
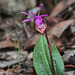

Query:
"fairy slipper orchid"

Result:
[[21, 4, 48, 33]]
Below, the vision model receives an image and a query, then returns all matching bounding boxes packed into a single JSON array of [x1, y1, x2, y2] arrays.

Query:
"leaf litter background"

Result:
[[0, 0, 75, 75]]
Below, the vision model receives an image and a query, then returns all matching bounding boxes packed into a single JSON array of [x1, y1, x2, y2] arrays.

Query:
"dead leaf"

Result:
[[24, 34, 41, 49], [62, 50, 75, 63], [65, 65, 75, 68], [6, 51, 28, 60], [0, 18, 15, 29], [71, 45, 75, 49], [8, 69, 14, 72], [64, 70, 75, 75], [46, 16, 63, 25], [0, 18, 22, 30], [70, 24, 75, 33], [49, 19, 75, 38], [69, 54, 75, 65], [50, 0, 75, 17], [0, 58, 24, 68], [0, 35, 18, 49]]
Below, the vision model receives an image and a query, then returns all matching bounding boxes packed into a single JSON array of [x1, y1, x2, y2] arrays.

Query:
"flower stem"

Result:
[[44, 30, 55, 75]]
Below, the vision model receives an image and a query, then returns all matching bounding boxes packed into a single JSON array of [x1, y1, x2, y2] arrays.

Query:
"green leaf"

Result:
[[33, 35, 64, 75]]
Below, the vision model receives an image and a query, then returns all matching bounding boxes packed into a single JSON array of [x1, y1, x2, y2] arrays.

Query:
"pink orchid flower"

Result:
[[21, 4, 48, 33]]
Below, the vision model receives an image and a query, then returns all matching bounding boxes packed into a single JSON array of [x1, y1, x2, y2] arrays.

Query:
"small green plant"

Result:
[[7, 40, 21, 71], [21, 4, 64, 75], [15, 40, 21, 66], [33, 35, 64, 75]]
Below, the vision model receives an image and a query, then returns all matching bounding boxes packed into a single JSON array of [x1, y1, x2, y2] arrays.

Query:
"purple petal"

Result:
[[21, 12, 33, 17], [42, 18, 46, 21], [40, 4, 43, 9], [21, 12, 29, 15], [22, 18, 35, 23], [35, 17, 42, 26], [30, 12, 37, 16], [40, 14, 48, 17], [40, 4, 43, 13]]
